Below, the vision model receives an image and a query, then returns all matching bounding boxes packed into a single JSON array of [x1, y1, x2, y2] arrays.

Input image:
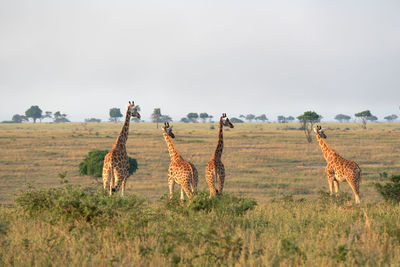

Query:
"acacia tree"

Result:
[[384, 114, 398, 121], [355, 110, 373, 129], [25, 105, 42, 123], [187, 113, 199, 123], [199, 113, 209, 123], [297, 111, 322, 143], [255, 114, 268, 122], [109, 108, 123, 122], [246, 114, 255, 122], [53, 111, 70, 123], [277, 115, 286, 123], [286, 116, 295, 122], [12, 114, 28, 123], [152, 108, 162, 128], [334, 114, 351, 123]]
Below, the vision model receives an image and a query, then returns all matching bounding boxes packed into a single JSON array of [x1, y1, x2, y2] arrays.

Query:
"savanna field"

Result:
[[1, 121, 400, 266]]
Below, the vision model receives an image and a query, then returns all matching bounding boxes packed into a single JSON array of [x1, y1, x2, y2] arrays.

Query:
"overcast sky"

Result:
[[1, 0, 399, 122]]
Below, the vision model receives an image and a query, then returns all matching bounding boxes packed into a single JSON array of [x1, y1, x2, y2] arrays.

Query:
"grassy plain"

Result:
[[0, 121, 400, 266], [0, 121, 399, 203]]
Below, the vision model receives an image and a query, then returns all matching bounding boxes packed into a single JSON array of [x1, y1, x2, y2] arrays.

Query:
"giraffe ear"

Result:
[[131, 100, 134, 106]]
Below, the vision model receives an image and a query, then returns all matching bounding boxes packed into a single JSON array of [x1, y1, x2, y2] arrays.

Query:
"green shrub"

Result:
[[375, 174, 400, 202], [15, 185, 146, 226], [79, 150, 138, 177], [189, 191, 257, 216]]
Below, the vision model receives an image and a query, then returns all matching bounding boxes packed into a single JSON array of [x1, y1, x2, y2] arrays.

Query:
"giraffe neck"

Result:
[[315, 133, 335, 161], [112, 109, 131, 150], [163, 131, 182, 161], [212, 117, 224, 160]]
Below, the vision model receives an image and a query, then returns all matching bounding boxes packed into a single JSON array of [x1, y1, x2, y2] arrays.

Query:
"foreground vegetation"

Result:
[[0, 184, 399, 266]]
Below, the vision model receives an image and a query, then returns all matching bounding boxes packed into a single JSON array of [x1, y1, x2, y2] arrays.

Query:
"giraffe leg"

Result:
[[121, 178, 126, 197], [333, 180, 340, 196], [181, 180, 193, 200], [325, 166, 335, 196], [168, 176, 175, 199], [209, 172, 218, 198], [218, 165, 226, 196], [347, 176, 361, 204], [205, 166, 218, 198], [102, 163, 112, 194], [180, 187, 185, 202]]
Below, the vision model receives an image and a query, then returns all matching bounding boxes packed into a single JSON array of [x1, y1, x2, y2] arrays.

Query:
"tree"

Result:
[[367, 115, 378, 122], [187, 113, 199, 123], [41, 111, 53, 122], [53, 111, 70, 123], [85, 118, 101, 123], [25, 105, 42, 123], [230, 117, 244, 123], [277, 115, 286, 123], [255, 114, 268, 122], [12, 114, 27, 123], [159, 115, 172, 123], [384, 114, 398, 121], [152, 108, 162, 128], [109, 108, 123, 122], [245, 114, 255, 122], [355, 110, 373, 129], [286, 116, 295, 122], [199, 113, 209, 123], [180, 117, 190, 123], [334, 114, 351, 123], [297, 111, 322, 143]]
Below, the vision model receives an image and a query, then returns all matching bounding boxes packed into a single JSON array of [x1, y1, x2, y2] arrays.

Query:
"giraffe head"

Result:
[[314, 125, 327, 138], [221, 113, 234, 128], [162, 122, 175, 138], [127, 101, 141, 119]]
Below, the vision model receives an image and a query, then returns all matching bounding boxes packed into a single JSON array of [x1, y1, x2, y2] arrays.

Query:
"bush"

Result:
[[15, 185, 146, 226], [79, 150, 138, 178], [375, 174, 400, 202], [160, 191, 257, 216]]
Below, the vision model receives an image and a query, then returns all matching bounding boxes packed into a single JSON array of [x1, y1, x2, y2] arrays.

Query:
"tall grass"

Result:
[[0, 184, 399, 266]]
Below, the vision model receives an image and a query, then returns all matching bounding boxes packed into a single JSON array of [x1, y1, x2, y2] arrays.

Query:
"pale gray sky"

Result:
[[1, 0, 399, 122]]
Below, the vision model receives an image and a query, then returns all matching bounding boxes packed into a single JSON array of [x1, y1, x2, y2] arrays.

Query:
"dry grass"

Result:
[[1, 121, 400, 266], [0, 121, 400, 204]]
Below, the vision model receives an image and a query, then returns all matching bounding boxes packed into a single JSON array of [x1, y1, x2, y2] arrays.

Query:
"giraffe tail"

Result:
[[214, 168, 219, 195], [188, 162, 198, 194]]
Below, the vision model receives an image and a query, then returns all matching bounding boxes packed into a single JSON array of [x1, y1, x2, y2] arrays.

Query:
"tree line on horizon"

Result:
[[3, 105, 399, 128]]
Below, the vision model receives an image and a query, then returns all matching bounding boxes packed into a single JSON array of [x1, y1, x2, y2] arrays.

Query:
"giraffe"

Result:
[[205, 113, 234, 198], [314, 125, 361, 203], [162, 122, 198, 201], [102, 101, 140, 196]]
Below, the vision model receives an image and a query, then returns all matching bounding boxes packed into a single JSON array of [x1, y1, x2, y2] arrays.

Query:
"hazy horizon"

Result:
[[1, 1, 399, 122]]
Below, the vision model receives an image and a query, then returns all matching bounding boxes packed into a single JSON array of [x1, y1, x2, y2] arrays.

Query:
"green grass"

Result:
[[0, 184, 399, 266]]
